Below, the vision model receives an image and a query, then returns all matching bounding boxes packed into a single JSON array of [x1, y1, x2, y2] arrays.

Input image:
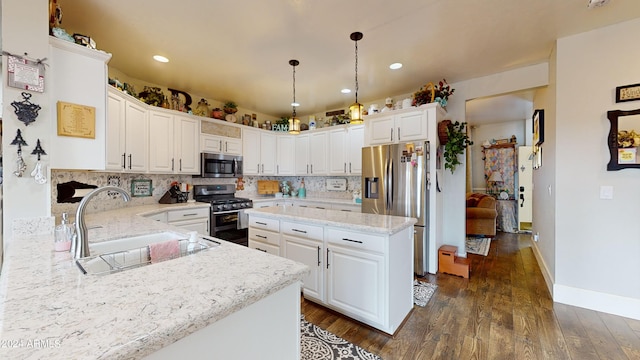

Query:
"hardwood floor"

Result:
[[301, 232, 640, 359]]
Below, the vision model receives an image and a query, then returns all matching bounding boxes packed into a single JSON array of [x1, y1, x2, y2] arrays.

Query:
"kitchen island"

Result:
[[0, 203, 309, 359], [246, 205, 416, 335]]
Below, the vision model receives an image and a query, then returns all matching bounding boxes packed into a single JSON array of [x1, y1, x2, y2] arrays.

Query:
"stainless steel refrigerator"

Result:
[[362, 141, 430, 276]]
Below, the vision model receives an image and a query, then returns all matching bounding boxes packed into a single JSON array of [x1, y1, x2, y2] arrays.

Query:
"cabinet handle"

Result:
[[256, 247, 267, 253], [340, 209, 351, 212], [182, 213, 198, 217], [326, 248, 330, 269], [317, 246, 321, 266], [306, 164, 309, 174], [349, 163, 352, 173], [225, 142, 228, 152], [179, 159, 182, 172], [344, 163, 346, 173], [128, 154, 132, 169], [122, 153, 126, 169], [261, 164, 264, 173], [219, 140, 223, 151], [311, 164, 313, 174], [398, 127, 400, 140], [341, 238, 363, 244], [315, 206, 325, 210], [256, 234, 267, 239], [390, 128, 393, 141], [277, 165, 279, 174], [171, 158, 175, 171], [292, 228, 307, 234], [256, 221, 267, 225]]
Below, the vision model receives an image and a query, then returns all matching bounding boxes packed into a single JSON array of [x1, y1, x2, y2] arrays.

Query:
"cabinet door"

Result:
[[224, 137, 243, 155], [201, 134, 223, 153], [326, 243, 384, 325], [148, 110, 174, 173], [309, 132, 327, 175], [260, 132, 277, 175], [348, 125, 364, 175], [106, 90, 126, 171], [397, 110, 427, 141], [329, 128, 348, 175], [124, 100, 148, 172], [294, 134, 310, 175], [242, 129, 261, 175], [170, 218, 209, 235], [283, 235, 324, 302], [175, 115, 200, 174], [276, 135, 295, 175], [367, 115, 395, 145]]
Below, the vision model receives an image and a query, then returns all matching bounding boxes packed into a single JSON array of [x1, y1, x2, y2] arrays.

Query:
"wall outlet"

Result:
[[600, 185, 613, 200], [533, 233, 539, 242]]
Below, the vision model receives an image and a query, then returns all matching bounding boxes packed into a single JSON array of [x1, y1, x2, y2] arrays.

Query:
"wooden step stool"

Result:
[[438, 245, 470, 278]]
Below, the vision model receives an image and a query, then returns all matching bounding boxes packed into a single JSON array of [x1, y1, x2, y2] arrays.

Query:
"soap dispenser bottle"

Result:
[[187, 231, 199, 254], [298, 178, 306, 198], [54, 212, 72, 252]]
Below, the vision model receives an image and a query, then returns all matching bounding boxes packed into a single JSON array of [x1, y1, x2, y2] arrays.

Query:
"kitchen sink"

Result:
[[76, 232, 219, 276]]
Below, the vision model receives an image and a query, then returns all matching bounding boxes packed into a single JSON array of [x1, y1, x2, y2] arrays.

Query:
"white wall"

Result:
[[552, 18, 640, 319], [1, 0, 51, 249]]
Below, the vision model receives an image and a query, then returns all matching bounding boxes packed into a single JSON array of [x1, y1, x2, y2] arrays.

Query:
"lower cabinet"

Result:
[[143, 207, 210, 235], [247, 213, 413, 335]]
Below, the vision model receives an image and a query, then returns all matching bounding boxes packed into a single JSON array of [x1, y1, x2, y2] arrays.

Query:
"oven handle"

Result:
[[212, 209, 243, 215]]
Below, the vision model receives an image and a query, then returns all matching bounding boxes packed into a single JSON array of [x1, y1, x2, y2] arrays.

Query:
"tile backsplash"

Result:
[[52, 170, 362, 220]]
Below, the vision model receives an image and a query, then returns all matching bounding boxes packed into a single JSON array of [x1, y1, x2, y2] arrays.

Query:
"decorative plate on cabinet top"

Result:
[[499, 191, 509, 200], [225, 114, 237, 123]]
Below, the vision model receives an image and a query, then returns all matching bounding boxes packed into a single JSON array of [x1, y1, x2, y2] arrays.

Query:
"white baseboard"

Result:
[[529, 238, 554, 297], [554, 284, 640, 320]]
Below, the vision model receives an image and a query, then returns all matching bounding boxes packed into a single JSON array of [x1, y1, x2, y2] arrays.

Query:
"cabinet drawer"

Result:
[[249, 228, 280, 246], [331, 204, 361, 213], [296, 201, 328, 210], [145, 212, 167, 222], [326, 228, 385, 253], [249, 240, 280, 256], [249, 216, 280, 232], [281, 221, 323, 241], [167, 207, 210, 222]]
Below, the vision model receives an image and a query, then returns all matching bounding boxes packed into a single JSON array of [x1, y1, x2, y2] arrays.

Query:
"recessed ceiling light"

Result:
[[153, 55, 169, 63], [389, 63, 403, 70], [341, 88, 351, 94]]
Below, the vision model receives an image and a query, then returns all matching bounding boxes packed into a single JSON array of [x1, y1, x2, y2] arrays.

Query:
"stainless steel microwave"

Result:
[[200, 153, 243, 178]]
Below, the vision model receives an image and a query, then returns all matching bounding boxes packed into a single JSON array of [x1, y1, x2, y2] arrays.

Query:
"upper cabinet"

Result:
[[173, 114, 200, 174], [364, 104, 445, 146], [276, 135, 296, 176], [328, 125, 364, 175], [243, 128, 276, 175], [308, 132, 328, 175], [106, 89, 149, 172], [49, 37, 112, 170], [201, 134, 242, 155]]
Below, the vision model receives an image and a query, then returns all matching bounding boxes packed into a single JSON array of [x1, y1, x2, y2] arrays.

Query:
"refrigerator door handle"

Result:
[[386, 157, 394, 211]]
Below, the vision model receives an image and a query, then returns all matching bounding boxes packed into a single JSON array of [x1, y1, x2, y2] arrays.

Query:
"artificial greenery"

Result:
[[443, 121, 473, 173], [223, 101, 238, 113]]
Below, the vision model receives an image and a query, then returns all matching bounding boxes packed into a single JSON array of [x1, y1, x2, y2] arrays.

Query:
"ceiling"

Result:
[[57, 0, 640, 120]]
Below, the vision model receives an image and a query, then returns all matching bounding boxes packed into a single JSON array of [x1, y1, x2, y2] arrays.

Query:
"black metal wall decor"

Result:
[[31, 139, 47, 160], [10, 129, 28, 177], [11, 92, 41, 126]]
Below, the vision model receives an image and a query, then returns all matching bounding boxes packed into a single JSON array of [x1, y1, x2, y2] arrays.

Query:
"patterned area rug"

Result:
[[466, 236, 492, 256], [413, 280, 438, 307], [301, 317, 381, 360]]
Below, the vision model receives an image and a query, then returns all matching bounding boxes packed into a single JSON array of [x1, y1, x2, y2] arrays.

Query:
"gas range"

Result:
[[193, 184, 253, 214]]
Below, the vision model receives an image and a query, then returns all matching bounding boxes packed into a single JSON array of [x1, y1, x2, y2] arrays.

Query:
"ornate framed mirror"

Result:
[[607, 108, 640, 170]]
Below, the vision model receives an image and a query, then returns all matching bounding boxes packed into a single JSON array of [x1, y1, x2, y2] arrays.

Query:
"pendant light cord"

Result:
[[354, 39, 359, 103], [292, 62, 297, 118]]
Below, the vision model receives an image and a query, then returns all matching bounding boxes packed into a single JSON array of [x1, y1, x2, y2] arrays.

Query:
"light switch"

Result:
[[600, 185, 613, 200]]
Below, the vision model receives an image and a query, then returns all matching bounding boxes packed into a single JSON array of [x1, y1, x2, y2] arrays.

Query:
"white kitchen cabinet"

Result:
[[201, 134, 242, 155], [294, 134, 310, 175], [49, 37, 111, 170], [106, 89, 149, 172], [167, 207, 210, 235], [248, 215, 280, 255], [308, 132, 328, 175], [243, 128, 276, 175], [174, 115, 200, 174], [328, 125, 364, 175], [281, 221, 324, 302], [325, 228, 385, 326], [148, 111, 199, 174], [331, 203, 361, 212], [276, 135, 295, 175], [364, 105, 445, 145]]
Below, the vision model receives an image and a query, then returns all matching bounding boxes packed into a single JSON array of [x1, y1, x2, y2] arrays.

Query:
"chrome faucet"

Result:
[[72, 186, 131, 259]]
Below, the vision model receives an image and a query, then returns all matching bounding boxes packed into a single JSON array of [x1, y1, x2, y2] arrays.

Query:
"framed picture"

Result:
[[616, 83, 640, 103], [57, 101, 96, 139], [533, 109, 544, 146], [7, 55, 45, 93], [131, 179, 153, 197]]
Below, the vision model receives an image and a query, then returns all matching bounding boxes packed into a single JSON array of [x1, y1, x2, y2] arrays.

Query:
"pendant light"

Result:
[[288, 59, 301, 134], [349, 31, 364, 124]]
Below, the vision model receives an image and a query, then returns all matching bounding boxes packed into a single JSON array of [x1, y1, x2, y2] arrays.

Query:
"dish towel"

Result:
[[148, 240, 180, 263]]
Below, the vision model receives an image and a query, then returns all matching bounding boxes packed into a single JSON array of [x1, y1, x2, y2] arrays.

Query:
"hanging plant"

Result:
[[443, 121, 473, 174]]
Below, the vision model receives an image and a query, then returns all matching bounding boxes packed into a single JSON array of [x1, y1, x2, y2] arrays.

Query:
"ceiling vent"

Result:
[[587, 0, 611, 9]]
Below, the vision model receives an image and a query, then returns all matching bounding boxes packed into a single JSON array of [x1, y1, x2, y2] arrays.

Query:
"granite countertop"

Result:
[[245, 206, 416, 235], [249, 196, 360, 206], [0, 203, 308, 359]]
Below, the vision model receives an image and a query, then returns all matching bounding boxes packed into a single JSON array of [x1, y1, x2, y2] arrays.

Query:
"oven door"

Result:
[[211, 211, 248, 246]]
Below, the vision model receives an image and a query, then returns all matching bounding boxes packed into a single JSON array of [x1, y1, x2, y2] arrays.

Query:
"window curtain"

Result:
[[484, 146, 516, 195]]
